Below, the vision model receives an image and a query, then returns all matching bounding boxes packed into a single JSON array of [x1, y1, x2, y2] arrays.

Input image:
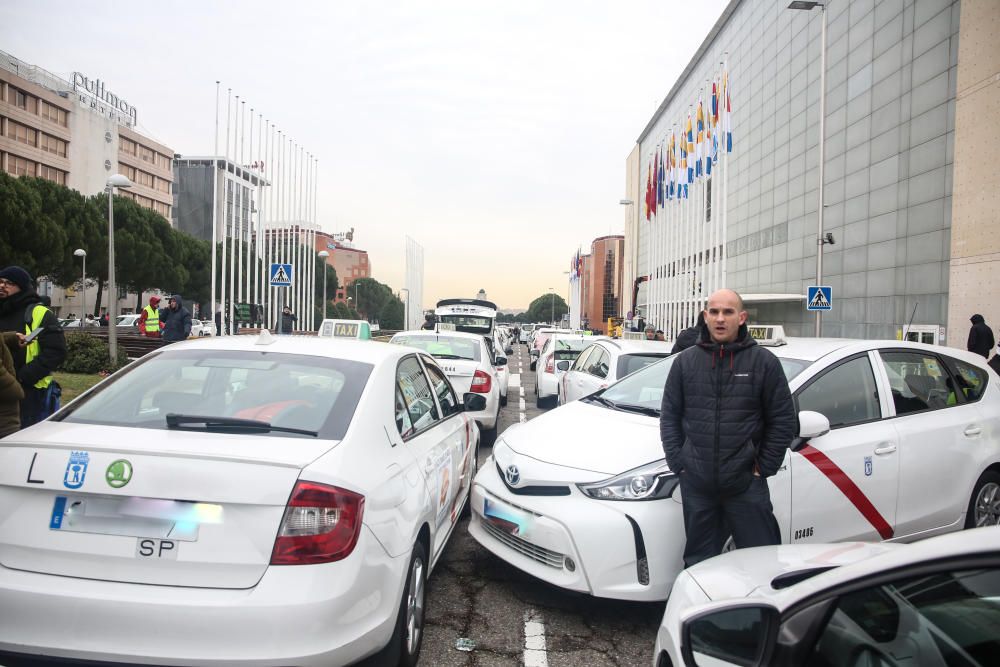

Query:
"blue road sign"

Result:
[[807, 286, 832, 311], [269, 263, 293, 287]]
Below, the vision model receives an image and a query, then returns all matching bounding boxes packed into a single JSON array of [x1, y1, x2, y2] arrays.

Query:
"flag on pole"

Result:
[[685, 113, 694, 185], [652, 151, 659, 214], [657, 145, 665, 210], [645, 160, 652, 220], [723, 70, 733, 153], [695, 101, 705, 178]]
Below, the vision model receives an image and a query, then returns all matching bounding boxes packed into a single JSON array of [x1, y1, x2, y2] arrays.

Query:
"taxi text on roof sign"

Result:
[[747, 325, 787, 346]]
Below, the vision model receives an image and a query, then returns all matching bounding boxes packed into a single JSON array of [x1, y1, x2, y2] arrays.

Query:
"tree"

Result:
[[379, 297, 404, 330], [527, 293, 568, 324], [0, 173, 66, 279], [351, 277, 392, 320]]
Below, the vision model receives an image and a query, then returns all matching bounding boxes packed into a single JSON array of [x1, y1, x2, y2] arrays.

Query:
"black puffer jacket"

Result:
[[659, 323, 797, 496], [0, 289, 67, 387], [967, 314, 994, 359]]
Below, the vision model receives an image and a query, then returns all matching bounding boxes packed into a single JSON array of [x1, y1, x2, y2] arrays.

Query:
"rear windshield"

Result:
[[617, 353, 670, 378], [439, 315, 492, 333], [553, 338, 590, 360], [56, 349, 373, 439], [391, 334, 482, 361]]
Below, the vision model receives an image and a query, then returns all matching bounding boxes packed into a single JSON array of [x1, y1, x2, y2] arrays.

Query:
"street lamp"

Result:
[[399, 288, 410, 330], [317, 250, 329, 320], [73, 248, 87, 326], [106, 173, 133, 363], [788, 0, 827, 337]]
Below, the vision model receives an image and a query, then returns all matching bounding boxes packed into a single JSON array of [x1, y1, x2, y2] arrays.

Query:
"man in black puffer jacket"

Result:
[[660, 289, 796, 567]]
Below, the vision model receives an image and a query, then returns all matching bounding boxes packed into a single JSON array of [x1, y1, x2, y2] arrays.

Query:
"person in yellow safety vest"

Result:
[[137, 295, 163, 338], [0, 266, 67, 429]]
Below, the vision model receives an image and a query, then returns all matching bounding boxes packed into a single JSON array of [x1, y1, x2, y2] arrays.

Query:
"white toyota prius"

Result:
[[469, 333, 1000, 601], [0, 333, 481, 666]]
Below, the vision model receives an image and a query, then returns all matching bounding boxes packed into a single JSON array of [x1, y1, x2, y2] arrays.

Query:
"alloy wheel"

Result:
[[974, 482, 1000, 527], [405, 556, 426, 656]]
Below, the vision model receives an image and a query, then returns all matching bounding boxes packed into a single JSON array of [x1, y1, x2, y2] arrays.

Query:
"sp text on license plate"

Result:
[[136, 538, 178, 559]]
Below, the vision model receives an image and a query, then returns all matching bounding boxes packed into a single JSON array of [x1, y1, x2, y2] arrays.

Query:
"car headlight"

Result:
[[577, 461, 677, 501]]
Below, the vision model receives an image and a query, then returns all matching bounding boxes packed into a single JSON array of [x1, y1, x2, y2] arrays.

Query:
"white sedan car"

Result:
[[654, 527, 1000, 667], [390, 329, 503, 439], [534, 334, 595, 408], [0, 333, 480, 666], [559, 338, 673, 405], [469, 336, 1000, 601]]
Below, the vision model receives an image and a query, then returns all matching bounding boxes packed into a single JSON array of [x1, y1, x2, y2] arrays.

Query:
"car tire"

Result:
[[536, 393, 554, 409], [461, 442, 480, 519], [965, 469, 1000, 528], [372, 541, 427, 667], [501, 392, 508, 407]]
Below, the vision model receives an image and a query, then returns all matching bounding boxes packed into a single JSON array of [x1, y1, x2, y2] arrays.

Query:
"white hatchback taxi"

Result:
[[655, 527, 1000, 667], [559, 338, 673, 405], [470, 333, 1000, 601], [390, 329, 503, 439], [534, 334, 595, 408], [0, 333, 480, 666]]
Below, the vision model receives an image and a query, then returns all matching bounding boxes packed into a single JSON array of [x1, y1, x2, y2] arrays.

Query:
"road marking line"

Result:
[[519, 387, 525, 397], [519, 412, 526, 423], [523, 609, 548, 667], [509, 373, 521, 388], [519, 398, 526, 411]]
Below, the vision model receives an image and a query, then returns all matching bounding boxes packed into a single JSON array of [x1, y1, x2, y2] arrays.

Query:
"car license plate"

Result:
[[484, 498, 533, 537], [136, 538, 178, 559]]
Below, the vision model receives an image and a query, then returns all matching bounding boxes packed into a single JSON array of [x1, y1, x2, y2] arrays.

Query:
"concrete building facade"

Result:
[[627, 0, 975, 343]]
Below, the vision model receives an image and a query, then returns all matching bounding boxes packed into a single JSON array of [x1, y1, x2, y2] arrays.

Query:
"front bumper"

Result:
[[0, 526, 406, 666], [469, 459, 685, 601]]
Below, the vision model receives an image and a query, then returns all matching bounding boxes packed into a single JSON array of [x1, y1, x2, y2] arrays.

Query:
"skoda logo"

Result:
[[505, 464, 520, 486], [106, 459, 133, 489]]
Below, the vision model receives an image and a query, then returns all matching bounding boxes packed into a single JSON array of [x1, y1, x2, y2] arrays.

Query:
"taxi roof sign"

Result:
[[747, 324, 787, 346], [435, 322, 457, 332]]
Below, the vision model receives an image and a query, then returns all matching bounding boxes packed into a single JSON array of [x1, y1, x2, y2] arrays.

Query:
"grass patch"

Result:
[[54, 372, 104, 402]]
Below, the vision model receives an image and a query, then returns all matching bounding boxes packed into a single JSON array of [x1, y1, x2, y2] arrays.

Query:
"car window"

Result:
[[943, 356, 988, 404], [391, 335, 481, 362], [879, 351, 956, 415], [600, 356, 675, 409], [395, 387, 414, 437], [587, 348, 611, 379], [58, 349, 371, 440], [617, 353, 669, 378], [809, 567, 1000, 666], [573, 345, 597, 371], [796, 355, 881, 428], [553, 337, 590, 361], [396, 356, 440, 436], [423, 360, 461, 418], [779, 357, 812, 380]]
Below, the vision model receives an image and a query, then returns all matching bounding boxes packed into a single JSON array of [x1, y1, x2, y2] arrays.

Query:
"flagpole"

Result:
[[210, 81, 219, 335], [722, 56, 730, 290], [247, 108, 255, 310], [220, 89, 231, 336]]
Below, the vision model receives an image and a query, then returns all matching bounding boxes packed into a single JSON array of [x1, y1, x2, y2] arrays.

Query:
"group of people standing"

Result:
[[136, 294, 192, 342], [0, 266, 66, 438]]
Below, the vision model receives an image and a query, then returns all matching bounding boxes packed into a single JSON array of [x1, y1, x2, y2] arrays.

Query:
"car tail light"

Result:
[[545, 356, 554, 374], [471, 369, 492, 394], [270, 481, 365, 565]]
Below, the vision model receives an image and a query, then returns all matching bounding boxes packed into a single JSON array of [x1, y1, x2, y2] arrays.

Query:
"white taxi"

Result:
[[559, 338, 673, 405], [534, 334, 595, 408], [390, 329, 503, 439], [469, 333, 1000, 601], [0, 333, 480, 666], [654, 527, 1000, 667]]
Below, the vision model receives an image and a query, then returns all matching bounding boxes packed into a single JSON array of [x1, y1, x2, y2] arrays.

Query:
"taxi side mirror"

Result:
[[505, 345, 514, 355], [791, 410, 830, 451], [463, 394, 487, 411], [556, 360, 571, 371], [495, 356, 507, 367], [681, 603, 778, 667]]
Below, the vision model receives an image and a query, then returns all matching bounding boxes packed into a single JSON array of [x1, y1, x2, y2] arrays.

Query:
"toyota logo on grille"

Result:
[[505, 464, 520, 486]]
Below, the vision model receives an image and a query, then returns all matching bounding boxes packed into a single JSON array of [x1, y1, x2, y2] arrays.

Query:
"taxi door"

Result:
[[393, 355, 467, 561], [790, 352, 899, 543]]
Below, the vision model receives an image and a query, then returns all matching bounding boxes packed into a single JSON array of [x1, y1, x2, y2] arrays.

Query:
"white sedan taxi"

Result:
[[470, 331, 1000, 601], [390, 328, 503, 438], [0, 333, 480, 667], [655, 527, 1000, 667], [534, 334, 595, 408], [559, 338, 673, 405]]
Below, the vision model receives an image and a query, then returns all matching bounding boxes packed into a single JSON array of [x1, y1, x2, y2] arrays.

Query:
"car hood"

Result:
[[686, 542, 903, 601], [502, 400, 662, 475]]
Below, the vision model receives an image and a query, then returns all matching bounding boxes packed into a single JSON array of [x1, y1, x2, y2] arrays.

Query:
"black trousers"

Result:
[[680, 475, 782, 568], [19, 386, 45, 429]]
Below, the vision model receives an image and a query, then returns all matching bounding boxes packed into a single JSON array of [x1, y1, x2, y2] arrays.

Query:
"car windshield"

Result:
[[56, 349, 373, 440], [391, 334, 481, 361], [595, 356, 676, 411], [617, 353, 671, 378], [779, 357, 812, 380]]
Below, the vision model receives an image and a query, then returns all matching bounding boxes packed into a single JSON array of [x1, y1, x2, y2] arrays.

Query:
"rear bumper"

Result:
[[0, 527, 407, 667]]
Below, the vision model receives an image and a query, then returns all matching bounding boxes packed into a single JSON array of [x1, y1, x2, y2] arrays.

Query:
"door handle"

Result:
[[874, 444, 897, 456], [964, 426, 982, 437], [778, 464, 788, 471]]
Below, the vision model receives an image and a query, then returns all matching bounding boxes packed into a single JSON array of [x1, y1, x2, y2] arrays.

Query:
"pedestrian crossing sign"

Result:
[[807, 286, 832, 311], [269, 263, 293, 287]]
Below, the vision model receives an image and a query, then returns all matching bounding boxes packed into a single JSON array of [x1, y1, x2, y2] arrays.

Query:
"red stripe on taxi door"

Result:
[[798, 444, 894, 540]]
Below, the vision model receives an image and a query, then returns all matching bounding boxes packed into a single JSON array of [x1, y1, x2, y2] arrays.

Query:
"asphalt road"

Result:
[[417, 342, 664, 667]]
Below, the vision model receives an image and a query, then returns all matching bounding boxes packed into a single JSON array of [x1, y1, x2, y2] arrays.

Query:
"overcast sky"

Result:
[[4, 0, 729, 310]]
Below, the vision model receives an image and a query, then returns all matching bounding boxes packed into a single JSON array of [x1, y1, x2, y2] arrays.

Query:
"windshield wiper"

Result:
[[583, 395, 618, 409], [613, 402, 660, 417], [432, 354, 464, 360], [165, 414, 318, 437]]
